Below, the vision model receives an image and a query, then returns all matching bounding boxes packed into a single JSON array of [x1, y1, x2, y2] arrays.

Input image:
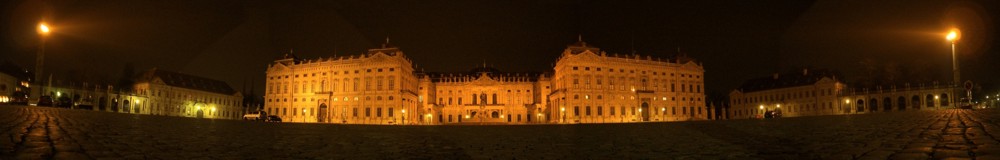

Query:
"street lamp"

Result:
[[947, 29, 963, 107], [560, 107, 565, 123], [35, 22, 51, 98], [759, 105, 764, 118], [660, 107, 666, 121], [401, 109, 406, 125], [845, 99, 851, 114], [302, 109, 308, 123], [536, 113, 543, 124]]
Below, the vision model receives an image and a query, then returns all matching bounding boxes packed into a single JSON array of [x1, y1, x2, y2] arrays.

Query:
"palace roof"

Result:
[[136, 68, 236, 95], [735, 69, 839, 93]]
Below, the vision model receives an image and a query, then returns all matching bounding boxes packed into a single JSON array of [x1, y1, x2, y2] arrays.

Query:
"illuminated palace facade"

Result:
[[549, 41, 708, 123], [133, 68, 244, 119], [264, 39, 707, 124], [728, 69, 847, 119], [729, 69, 959, 119]]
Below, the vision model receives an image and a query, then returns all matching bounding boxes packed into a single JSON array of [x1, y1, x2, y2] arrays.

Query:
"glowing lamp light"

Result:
[[776, 104, 781, 108], [38, 23, 50, 34], [401, 109, 406, 113], [560, 107, 565, 112], [464, 115, 470, 119], [946, 29, 960, 41], [211, 107, 217, 112], [759, 105, 764, 109], [935, 95, 940, 99]]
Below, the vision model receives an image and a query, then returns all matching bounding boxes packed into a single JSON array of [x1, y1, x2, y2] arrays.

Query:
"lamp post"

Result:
[[660, 107, 665, 121], [844, 99, 851, 114], [758, 105, 764, 118], [302, 109, 307, 123], [946, 29, 960, 87], [947, 29, 964, 107], [637, 108, 642, 122], [775, 104, 781, 117], [401, 109, 406, 125], [35, 23, 51, 98], [560, 107, 565, 124]]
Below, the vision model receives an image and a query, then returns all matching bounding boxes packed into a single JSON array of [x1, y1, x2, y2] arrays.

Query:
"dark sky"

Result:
[[2, 0, 998, 100]]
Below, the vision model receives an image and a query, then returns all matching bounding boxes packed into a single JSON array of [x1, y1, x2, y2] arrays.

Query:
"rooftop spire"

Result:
[[382, 37, 389, 48]]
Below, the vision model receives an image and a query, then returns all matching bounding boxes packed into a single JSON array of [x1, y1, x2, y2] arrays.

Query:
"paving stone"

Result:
[[933, 149, 971, 159], [2, 105, 999, 159], [889, 152, 930, 160]]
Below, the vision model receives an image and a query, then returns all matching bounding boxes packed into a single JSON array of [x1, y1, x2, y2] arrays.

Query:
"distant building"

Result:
[[134, 68, 244, 119], [265, 38, 709, 124], [0, 62, 31, 104], [839, 83, 959, 114], [728, 69, 846, 119], [728, 69, 959, 119]]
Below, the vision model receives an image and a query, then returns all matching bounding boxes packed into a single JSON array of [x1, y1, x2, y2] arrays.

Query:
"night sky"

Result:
[[2, 0, 998, 101]]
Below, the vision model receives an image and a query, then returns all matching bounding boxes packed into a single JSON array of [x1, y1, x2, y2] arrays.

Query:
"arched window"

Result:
[[926, 95, 935, 107], [869, 99, 878, 112], [941, 94, 949, 106]]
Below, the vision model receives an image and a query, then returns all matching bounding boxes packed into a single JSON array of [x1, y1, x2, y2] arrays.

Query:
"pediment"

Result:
[[365, 51, 391, 62], [681, 61, 702, 69], [469, 73, 500, 86], [815, 77, 835, 84], [268, 63, 291, 72], [151, 77, 165, 84], [563, 50, 602, 62]]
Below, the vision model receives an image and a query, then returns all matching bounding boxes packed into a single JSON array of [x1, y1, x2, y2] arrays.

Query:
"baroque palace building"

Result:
[[133, 68, 244, 119], [265, 44, 420, 124], [264, 38, 708, 124], [549, 40, 708, 123], [729, 69, 961, 119], [728, 69, 846, 119]]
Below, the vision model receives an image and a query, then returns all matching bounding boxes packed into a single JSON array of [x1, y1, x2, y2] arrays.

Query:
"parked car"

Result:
[[55, 96, 73, 108], [266, 115, 282, 122], [75, 97, 94, 110], [764, 111, 782, 119], [36, 96, 54, 107], [243, 111, 267, 121]]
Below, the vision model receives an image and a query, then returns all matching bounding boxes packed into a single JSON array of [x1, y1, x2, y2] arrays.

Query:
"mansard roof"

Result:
[[136, 68, 237, 95], [735, 69, 840, 93]]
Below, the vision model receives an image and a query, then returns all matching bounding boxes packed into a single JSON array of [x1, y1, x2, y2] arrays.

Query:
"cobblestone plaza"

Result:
[[3, 105, 1000, 159]]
